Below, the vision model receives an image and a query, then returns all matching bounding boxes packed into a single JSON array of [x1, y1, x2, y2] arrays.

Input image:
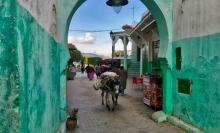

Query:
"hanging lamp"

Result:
[[106, 0, 129, 14]]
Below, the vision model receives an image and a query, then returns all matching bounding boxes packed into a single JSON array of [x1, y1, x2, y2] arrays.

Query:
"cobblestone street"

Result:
[[67, 73, 184, 133]]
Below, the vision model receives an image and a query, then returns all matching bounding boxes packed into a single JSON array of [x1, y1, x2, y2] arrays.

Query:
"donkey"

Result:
[[93, 72, 120, 111], [101, 77, 120, 111]]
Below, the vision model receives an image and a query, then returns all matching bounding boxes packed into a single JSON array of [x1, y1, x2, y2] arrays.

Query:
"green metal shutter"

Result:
[[177, 79, 191, 94], [176, 47, 182, 70]]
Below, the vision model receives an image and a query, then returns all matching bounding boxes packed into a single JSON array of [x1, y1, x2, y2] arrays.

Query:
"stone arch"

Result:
[[64, 0, 86, 43], [63, 0, 173, 114]]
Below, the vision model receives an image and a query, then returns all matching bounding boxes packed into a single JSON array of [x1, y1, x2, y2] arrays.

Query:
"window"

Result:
[[176, 47, 182, 69], [177, 79, 192, 94]]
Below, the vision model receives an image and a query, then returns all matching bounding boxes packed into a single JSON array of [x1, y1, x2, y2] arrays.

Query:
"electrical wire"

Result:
[[68, 28, 122, 33]]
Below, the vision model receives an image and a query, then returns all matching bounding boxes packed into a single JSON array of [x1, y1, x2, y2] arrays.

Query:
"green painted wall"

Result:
[[18, 4, 69, 133], [172, 32, 220, 133], [0, 1, 20, 132], [0, 1, 70, 132], [59, 43, 70, 122]]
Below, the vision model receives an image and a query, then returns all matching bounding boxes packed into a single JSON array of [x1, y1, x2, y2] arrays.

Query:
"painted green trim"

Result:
[[147, 61, 153, 72], [60, 1, 86, 118], [160, 58, 173, 114], [65, 0, 86, 44]]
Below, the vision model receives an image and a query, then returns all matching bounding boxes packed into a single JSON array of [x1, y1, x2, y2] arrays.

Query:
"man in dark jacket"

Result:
[[119, 66, 127, 95]]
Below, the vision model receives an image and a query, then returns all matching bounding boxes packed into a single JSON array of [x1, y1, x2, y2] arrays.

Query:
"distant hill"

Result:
[[82, 53, 104, 58]]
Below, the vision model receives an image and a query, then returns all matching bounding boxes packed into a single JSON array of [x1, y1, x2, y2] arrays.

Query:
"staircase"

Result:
[[127, 62, 140, 77]]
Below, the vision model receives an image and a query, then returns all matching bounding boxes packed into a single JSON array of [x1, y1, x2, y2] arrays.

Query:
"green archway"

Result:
[[64, 0, 173, 114]]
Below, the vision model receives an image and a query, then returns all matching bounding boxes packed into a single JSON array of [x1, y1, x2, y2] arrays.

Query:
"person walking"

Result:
[[85, 64, 90, 79], [85, 64, 95, 80], [111, 65, 120, 76], [95, 64, 102, 78], [88, 66, 95, 80], [81, 65, 85, 74], [119, 66, 128, 96], [80, 60, 85, 74]]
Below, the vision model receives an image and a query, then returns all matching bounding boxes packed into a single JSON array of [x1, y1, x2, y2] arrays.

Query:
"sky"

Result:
[[68, 0, 148, 57]]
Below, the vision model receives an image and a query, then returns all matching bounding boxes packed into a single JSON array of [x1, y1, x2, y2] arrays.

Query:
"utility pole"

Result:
[[129, 0, 139, 25]]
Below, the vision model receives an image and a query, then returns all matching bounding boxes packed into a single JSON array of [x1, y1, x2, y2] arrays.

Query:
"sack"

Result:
[[93, 79, 102, 90], [93, 72, 119, 91]]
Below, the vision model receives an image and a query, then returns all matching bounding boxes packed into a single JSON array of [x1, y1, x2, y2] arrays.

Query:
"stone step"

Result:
[[128, 71, 139, 72], [128, 71, 140, 73], [128, 67, 140, 70], [130, 63, 140, 66], [128, 72, 140, 75], [128, 69, 140, 71], [128, 62, 141, 76], [130, 62, 140, 64], [128, 70, 140, 73], [128, 73, 140, 76], [129, 66, 140, 68], [128, 70, 140, 72], [128, 66, 140, 68], [128, 68, 140, 70]]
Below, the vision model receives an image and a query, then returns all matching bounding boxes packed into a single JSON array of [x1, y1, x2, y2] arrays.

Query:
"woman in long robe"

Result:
[[88, 67, 95, 80], [86, 64, 95, 80]]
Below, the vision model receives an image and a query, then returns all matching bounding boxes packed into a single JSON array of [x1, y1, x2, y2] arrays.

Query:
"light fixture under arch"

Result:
[[106, 0, 129, 14]]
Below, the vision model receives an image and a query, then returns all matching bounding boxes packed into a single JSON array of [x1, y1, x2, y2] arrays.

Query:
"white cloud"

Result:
[[67, 34, 113, 56], [68, 33, 96, 44]]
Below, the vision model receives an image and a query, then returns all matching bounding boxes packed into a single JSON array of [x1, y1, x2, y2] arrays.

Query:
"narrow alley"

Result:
[[67, 73, 184, 133]]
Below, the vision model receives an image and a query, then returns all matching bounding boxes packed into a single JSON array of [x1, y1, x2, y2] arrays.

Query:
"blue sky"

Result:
[[68, 0, 148, 57]]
